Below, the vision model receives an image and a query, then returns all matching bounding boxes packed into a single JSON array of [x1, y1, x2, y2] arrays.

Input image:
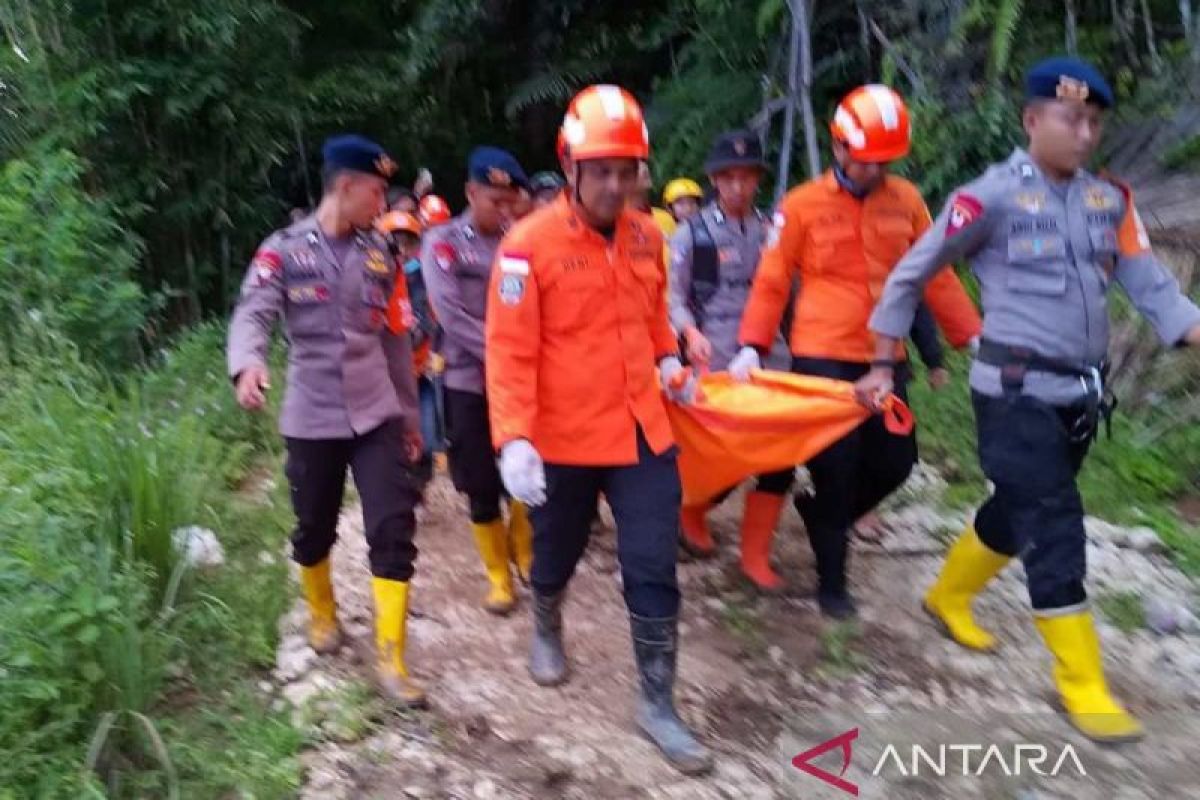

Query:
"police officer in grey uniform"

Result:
[[667, 130, 794, 590], [421, 146, 535, 616], [862, 57, 1200, 744], [227, 134, 427, 707]]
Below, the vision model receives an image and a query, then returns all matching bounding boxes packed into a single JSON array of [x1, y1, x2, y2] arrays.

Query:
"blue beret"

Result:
[[467, 146, 529, 191], [322, 134, 398, 180], [1025, 56, 1114, 109]]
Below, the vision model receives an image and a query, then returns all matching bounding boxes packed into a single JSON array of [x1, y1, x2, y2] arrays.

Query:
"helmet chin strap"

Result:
[[833, 162, 871, 200]]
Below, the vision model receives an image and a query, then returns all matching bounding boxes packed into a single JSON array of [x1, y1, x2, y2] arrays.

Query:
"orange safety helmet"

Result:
[[829, 84, 911, 163], [418, 194, 452, 227], [559, 84, 649, 162], [376, 210, 423, 238]]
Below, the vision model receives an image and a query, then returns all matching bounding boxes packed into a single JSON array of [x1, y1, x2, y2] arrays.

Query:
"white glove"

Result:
[[499, 439, 547, 507], [658, 356, 697, 404], [728, 346, 761, 382]]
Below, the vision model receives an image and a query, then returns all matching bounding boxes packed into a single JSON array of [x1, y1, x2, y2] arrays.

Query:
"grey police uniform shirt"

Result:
[[871, 148, 1200, 405], [227, 215, 419, 440], [420, 212, 501, 395], [668, 204, 790, 371]]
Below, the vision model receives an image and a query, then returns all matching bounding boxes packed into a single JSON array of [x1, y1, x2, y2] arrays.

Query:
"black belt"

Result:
[[977, 338, 1117, 442]]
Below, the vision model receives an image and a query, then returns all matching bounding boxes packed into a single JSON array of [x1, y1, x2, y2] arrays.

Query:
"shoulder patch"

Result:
[[432, 240, 457, 272], [499, 253, 531, 276], [251, 248, 283, 286], [946, 194, 983, 236]]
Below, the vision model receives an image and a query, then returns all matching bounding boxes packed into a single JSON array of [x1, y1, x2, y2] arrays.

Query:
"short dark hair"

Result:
[[321, 166, 349, 196]]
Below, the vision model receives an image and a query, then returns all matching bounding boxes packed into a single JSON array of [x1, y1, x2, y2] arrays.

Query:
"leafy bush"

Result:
[[0, 152, 149, 371]]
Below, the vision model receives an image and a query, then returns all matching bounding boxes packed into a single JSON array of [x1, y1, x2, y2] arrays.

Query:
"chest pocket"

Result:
[[545, 268, 606, 333], [285, 282, 333, 339], [1005, 234, 1068, 296], [870, 214, 915, 265], [806, 224, 857, 275], [455, 256, 491, 316]]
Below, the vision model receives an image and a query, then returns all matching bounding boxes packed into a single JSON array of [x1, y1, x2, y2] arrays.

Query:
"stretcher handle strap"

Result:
[[881, 395, 915, 435]]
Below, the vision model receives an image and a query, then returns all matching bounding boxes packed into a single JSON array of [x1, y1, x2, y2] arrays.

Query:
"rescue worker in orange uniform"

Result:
[[486, 85, 712, 776], [732, 85, 982, 619], [422, 147, 534, 616]]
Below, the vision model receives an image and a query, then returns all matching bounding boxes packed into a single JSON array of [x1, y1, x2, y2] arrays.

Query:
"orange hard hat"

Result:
[[829, 84, 911, 163], [560, 84, 649, 162], [418, 194, 452, 226], [376, 210, 422, 237]]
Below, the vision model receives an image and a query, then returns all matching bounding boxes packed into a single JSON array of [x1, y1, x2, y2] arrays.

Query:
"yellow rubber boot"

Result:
[[471, 519, 516, 615], [371, 577, 427, 708], [1034, 610, 1143, 743], [923, 526, 1011, 652], [508, 501, 534, 585], [299, 559, 342, 654]]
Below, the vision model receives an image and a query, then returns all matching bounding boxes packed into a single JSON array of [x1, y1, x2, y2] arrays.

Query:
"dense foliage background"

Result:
[[1, 1, 1198, 796]]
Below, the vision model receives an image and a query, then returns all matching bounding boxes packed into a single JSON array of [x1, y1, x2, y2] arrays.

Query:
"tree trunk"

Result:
[[1112, 0, 1141, 67], [1065, 0, 1078, 55], [856, 0, 872, 81], [776, 0, 801, 207], [1140, 0, 1162, 72], [797, 0, 820, 181]]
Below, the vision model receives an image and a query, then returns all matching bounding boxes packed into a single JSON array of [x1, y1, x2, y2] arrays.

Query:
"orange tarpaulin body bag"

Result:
[[665, 370, 914, 505]]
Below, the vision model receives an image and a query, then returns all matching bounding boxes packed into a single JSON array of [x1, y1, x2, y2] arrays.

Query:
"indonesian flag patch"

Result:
[[499, 252, 531, 276], [433, 241, 457, 272], [946, 193, 983, 236], [251, 249, 283, 286]]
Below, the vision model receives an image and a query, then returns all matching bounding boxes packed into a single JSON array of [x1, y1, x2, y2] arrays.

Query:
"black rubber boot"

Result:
[[629, 614, 713, 776], [803, 520, 858, 620], [529, 590, 568, 686]]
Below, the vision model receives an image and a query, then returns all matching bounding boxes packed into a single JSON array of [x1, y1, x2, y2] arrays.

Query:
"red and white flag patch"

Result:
[[946, 194, 983, 236], [251, 249, 283, 286], [499, 252, 531, 275], [433, 241, 457, 272]]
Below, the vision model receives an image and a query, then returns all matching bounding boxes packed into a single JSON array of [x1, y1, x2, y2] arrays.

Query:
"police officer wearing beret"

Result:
[[227, 134, 427, 707], [420, 146, 536, 617], [864, 57, 1200, 743]]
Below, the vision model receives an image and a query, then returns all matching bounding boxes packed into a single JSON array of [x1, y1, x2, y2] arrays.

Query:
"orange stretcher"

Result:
[[665, 370, 914, 505]]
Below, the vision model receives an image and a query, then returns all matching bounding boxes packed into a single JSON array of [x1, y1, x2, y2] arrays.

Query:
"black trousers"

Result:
[[972, 390, 1092, 611], [790, 357, 918, 594], [530, 429, 682, 618], [284, 418, 421, 581], [443, 387, 505, 523]]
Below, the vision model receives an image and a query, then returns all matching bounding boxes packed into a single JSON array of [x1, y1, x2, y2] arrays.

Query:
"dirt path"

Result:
[[272, 467, 1200, 799]]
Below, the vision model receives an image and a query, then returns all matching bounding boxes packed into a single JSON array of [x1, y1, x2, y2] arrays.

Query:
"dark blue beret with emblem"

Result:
[[1024, 56, 1114, 109], [322, 134, 398, 180], [467, 146, 529, 191]]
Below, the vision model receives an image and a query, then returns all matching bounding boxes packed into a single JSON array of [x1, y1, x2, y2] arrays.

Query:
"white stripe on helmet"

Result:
[[865, 84, 900, 131], [596, 85, 628, 120]]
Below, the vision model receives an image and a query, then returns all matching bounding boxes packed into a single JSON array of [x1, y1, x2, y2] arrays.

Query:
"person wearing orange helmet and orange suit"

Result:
[[732, 85, 982, 619], [376, 210, 442, 483], [421, 147, 534, 617], [486, 85, 712, 776]]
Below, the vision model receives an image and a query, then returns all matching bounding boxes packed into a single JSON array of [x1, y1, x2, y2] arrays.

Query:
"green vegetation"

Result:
[[1, 0, 1197, 796], [1097, 590, 1148, 633]]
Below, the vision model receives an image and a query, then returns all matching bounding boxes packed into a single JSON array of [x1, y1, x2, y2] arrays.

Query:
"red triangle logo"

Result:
[[791, 727, 859, 796]]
